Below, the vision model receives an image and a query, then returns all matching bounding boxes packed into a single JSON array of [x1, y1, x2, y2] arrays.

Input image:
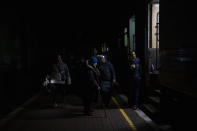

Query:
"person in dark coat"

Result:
[[48, 54, 71, 107], [128, 51, 142, 110], [83, 56, 101, 115], [98, 55, 116, 107], [56, 54, 71, 85]]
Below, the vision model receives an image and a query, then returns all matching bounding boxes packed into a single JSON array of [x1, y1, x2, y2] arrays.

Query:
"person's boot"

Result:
[[53, 102, 58, 108], [84, 106, 92, 116], [84, 109, 92, 116]]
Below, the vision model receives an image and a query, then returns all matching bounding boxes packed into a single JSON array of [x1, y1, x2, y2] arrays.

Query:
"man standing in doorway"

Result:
[[128, 51, 142, 110]]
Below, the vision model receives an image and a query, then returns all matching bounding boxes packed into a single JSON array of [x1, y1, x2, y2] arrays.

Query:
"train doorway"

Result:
[[148, 0, 160, 73]]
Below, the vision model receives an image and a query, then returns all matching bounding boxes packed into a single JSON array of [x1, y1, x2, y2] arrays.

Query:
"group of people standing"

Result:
[[83, 55, 116, 115], [44, 51, 142, 115]]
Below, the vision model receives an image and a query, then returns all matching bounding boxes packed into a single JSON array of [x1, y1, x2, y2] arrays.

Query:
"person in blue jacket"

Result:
[[128, 51, 142, 110], [98, 55, 116, 107]]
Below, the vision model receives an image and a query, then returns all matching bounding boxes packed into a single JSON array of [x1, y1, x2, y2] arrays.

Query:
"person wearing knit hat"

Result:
[[83, 56, 101, 115], [91, 56, 98, 64]]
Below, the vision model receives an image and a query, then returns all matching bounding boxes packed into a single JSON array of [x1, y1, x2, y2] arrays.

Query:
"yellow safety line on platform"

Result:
[[112, 97, 137, 131]]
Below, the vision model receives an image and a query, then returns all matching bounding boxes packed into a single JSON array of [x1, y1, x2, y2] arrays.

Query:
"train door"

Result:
[[146, 0, 160, 101], [148, 0, 160, 73]]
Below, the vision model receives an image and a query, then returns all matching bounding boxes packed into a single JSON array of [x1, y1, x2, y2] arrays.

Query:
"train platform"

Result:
[[0, 90, 160, 131]]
